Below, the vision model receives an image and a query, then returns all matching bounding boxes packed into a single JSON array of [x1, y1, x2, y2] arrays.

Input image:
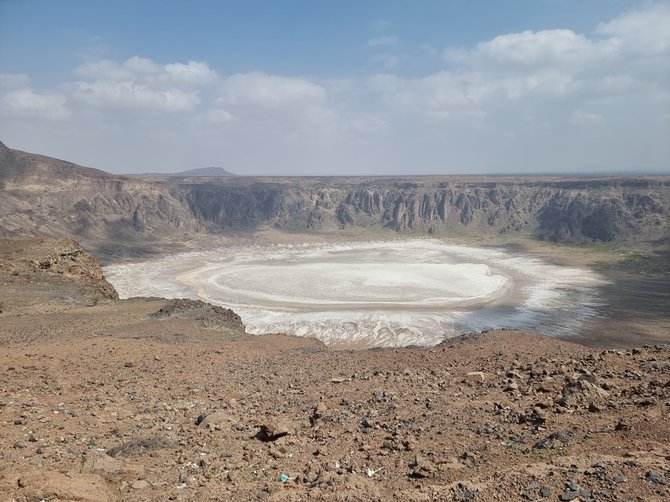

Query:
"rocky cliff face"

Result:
[[182, 180, 669, 243], [1, 141, 668, 245]]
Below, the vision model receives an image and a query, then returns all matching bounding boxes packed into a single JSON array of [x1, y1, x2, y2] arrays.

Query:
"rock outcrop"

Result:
[[149, 298, 244, 331], [0, 237, 119, 300], [31, 240, 120, 299]]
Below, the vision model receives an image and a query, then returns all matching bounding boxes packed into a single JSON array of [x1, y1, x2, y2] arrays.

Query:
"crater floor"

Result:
[[104, 239, 605, 347]]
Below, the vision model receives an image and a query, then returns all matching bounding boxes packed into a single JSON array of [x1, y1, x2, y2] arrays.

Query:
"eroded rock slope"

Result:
[[1, 141, 668, 244]]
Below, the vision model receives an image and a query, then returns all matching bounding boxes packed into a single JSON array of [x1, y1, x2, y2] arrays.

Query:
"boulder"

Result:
[[82, 451, 145, 482], [466, 371, 485, 382], [198, 410, 230, 430], [561, 378, 609, 406], [257, 419, 293, 441], [106, 435, 178, 458], [14, 471, 113, 502], [408, 454, 436, 478]]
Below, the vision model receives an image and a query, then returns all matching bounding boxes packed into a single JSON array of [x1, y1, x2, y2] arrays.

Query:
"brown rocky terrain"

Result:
[[1, 238, 668, 502], [0, 142, 203, 248]]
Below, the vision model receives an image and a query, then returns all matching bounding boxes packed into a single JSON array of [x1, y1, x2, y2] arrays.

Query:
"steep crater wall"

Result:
[[1, 141, 668, 244], [181, 180, 670, 243]]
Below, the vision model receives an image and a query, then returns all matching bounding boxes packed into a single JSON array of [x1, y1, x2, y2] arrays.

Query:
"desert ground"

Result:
[[0, 237, 669, 502]]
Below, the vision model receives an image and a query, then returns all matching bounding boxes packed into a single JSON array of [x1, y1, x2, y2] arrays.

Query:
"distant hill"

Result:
[[0, 141, 114, 182], [0, 140, 204, 243], [134, 167, 235, 177]]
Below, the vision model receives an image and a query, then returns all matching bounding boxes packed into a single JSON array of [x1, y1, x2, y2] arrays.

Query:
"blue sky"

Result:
[[0, 0, 668, 175]]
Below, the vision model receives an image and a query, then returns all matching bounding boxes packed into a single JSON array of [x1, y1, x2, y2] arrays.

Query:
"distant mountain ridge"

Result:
[[133, 166, 235, 177]]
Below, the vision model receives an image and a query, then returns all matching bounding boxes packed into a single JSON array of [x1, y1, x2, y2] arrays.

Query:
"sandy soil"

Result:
[[0, 237, 669, 502]]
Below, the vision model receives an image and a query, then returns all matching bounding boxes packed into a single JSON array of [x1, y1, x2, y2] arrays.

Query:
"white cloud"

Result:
[[75, 57, 218, 86], [373, 54, 400, 70], [1, 88, 70, 119], [384, 56, 400, 70], [498, 70, 576, 99], [428, 30, 598, 118], [597, 3, 670, 55], [194, 72, 345, 138], [369, 36, 401, 69], [372, 19, 391, 32], [70, 56, 218, 111], [570, 110, 603, 126], [369, 72, 489, 116], [348, 114, 387, 133], [368, 36, 398, 47], [72, 80, 200, 111], [200, 108, 236, 124], [0, 73, 31, 90], [387, 4, 670, 121], [75, 59, 137, 80], [164, 61, 218, 84], [124, 56, 161, 75], [468, 29, 597, 67], [216, 72, 327, 109], [420, 44, 438, 56]]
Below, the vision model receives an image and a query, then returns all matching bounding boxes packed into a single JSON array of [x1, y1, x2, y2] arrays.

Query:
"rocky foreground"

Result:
[[0, 239, 669, 502]]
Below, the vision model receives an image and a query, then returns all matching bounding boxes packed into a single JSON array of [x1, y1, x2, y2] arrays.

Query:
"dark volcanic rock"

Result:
[[106, 435, 178, 458], [150, 298, 244, 331], [533, 431, 571, 449]]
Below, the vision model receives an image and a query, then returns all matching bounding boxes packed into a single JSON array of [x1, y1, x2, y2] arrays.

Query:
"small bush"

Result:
[[90, 293, 102, 306]]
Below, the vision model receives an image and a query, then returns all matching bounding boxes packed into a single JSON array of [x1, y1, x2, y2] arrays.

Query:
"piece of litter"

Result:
[[366, 467, 383, 477], [279, 472, 295, 483]]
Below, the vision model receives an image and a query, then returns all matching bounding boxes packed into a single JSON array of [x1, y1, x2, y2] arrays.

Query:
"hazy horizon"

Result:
[[1, 0, 669, 176]]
